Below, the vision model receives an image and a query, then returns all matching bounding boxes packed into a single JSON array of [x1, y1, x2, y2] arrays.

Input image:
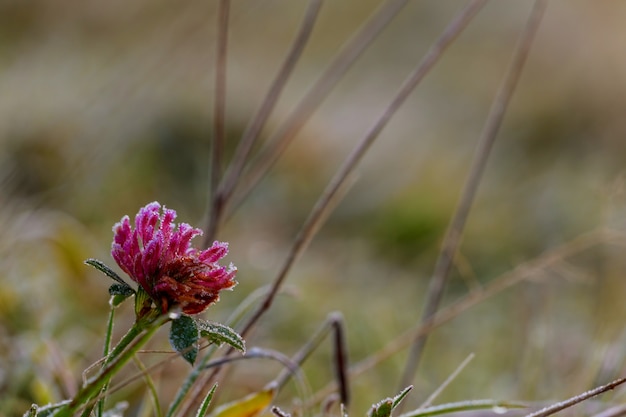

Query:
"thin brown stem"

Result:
[[332, 313, 350, 408], [205, 0, 230, 245], [209, 0, 325, 242], [419, 353, 475, 409], [524, 378, 626, 417], [245, 0, 485, 338], [240, 178, 354, 339], [274, 312, 349, 407], [398, 0, 549, 396], [226, 0, 412, 214]]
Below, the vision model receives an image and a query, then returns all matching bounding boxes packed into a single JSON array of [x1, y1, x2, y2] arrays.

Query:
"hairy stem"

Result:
[[94, 307, 116, 417]]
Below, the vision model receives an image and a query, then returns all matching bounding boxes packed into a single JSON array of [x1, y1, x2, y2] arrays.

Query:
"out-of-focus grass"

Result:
[[2, 1, 626, 416]]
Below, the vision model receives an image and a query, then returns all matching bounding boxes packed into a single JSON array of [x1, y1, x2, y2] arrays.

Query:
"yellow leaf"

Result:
[[210, 386, 276, 417]]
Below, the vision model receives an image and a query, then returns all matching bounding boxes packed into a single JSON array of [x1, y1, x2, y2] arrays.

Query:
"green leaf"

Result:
[[369, 399, 393, 417], [195, 384, 218, 417], [109, 283, 135, 297], [170, 315, 199, 365], [85, 259, 132, 287], [87, 258, 136, 308], [392, 386, 413, 409], [196, 320, 245, 353], [109, 284, 135, 307], [368, 386, 412, 417]]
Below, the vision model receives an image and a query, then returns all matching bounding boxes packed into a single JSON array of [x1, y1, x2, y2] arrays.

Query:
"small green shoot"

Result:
[[195, 384, 219, 417], [368, 386, 413, 417]]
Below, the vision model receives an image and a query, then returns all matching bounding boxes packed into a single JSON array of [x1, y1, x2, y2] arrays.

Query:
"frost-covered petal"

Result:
[[198, 241, 229, 263], [113, 216, 132, 245], [110, 202, 237, 315], [159, 207, 177, 256], [142, 236, 162, 284], [136, 202, 161, 246], [169, 223, 201, 258]]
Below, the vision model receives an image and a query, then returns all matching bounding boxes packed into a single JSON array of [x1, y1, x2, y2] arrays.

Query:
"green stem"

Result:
[[134, 356, 164, 417], [94, 306, 116, 417], [54, 314, 169, 417]]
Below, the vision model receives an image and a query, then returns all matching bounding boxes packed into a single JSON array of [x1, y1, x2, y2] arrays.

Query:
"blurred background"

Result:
[[2, 1, 626, 416]]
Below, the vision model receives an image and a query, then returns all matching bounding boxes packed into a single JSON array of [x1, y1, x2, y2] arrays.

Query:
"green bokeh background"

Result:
[[2, 1, 626, 416]]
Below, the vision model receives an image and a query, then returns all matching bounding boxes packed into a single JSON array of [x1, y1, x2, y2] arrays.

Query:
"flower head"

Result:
[[111, 202, 237, 315]]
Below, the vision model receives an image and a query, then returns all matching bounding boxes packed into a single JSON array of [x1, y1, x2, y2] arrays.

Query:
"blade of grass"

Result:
[[398, 0, 549, 398], [195, 384, 218, 417], [206, 0, 325, 244]]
